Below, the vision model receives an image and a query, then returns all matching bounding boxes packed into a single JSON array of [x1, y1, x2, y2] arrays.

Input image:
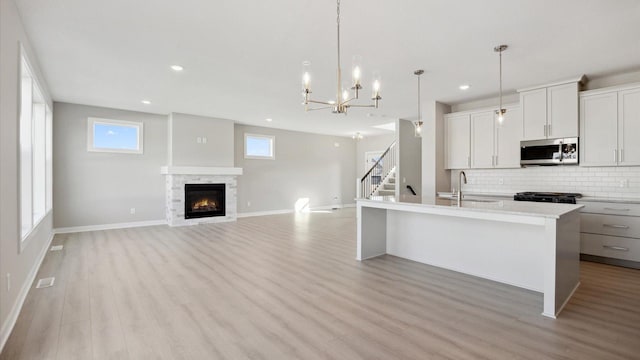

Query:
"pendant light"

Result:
[[414, 69, 424, 137], [494, 45, 508, 123]]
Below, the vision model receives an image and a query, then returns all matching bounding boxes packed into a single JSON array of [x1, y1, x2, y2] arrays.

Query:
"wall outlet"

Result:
[[6, 273, 10, 292], [196, 137, 202, 144], [498, 178, 504, 185], [403, 177, 406, 184], [247, 201, 251, 207], [130, 208, 136, 214], [620, 179, 628, 188], [202, 137, 207, 144]]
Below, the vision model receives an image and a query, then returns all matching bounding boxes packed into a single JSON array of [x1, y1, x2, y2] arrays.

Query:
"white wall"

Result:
[[457, 166, 640, 199], [168, 113, 234, 167], [397, 119, 421, 196], [0, 0, 54, 350], [53, 103, 168, 228], [234, 124, 356, 214], [422, 101, 451, 196]]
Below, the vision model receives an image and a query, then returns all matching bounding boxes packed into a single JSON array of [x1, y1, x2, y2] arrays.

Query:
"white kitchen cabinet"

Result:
[[447, 105, 521, 170], [618, 87, 640, 166], [580, 83, 640, 167], [520, 79, 581, 140], [580, 92, 618, 166], [445, 113, 470, 169], [470, 111, 494, 169], [494, 105, 522, 168], [521, 88, 547, 140]]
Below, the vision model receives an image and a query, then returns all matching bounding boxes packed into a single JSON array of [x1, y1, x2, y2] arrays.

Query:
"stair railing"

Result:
[[358, 141, 397, 199]]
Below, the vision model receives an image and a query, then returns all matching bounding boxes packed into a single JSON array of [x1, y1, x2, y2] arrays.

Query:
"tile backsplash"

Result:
[[455, 166, 640, 199]]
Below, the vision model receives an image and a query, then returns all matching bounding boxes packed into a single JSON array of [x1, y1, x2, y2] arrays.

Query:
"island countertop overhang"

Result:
[[357, 196, 583, 225]]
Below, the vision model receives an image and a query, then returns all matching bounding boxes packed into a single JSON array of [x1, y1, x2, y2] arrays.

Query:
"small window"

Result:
[[244, 133, 275, 159], [87, 117, 143, 154]]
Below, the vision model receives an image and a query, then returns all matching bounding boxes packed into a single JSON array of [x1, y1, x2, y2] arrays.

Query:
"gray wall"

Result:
[[168, 112, 234, 167], [53, 103, 167, 228], [422, 101, 451, 196], [397, 119, 422, 196], [234, 125, 356, 213], [355, 133, 395, 178], [0, 0, 55, 347]]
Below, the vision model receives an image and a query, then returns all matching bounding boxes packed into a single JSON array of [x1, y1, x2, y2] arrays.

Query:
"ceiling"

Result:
[[15, 0, 640, 137]]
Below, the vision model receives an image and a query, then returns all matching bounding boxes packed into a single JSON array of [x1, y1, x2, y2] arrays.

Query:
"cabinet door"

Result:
[[495, 105, 522, 168], [580, 92, 618, 166], [445, 114, 470, 169], [618, 87, 640, 166], [470, 111, 495, 169], [521, 88, 547, 140], [547, 83, 579, 138]]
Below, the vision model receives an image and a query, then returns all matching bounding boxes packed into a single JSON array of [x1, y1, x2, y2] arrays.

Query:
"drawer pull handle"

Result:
[[602, 224, 629, 229], [603, 207, 630, 211], [603, 245, 629, 252]]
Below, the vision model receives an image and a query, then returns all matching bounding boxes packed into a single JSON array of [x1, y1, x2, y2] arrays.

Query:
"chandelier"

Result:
[[494, 44, 508, 123], [301, 0, 381, 114]]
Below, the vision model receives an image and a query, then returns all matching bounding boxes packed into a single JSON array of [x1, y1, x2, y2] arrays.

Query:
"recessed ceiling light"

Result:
[[141, 100, 151, 105], [170, 65, 184, 71], [459, 84, 470, 90], [266, 118, 272, 122]]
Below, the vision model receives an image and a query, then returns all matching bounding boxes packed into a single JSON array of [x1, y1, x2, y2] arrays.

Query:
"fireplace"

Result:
[[184, 183, 226, 219]]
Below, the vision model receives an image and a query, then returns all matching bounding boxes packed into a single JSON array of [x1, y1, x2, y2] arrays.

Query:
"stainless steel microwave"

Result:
[[520, 137, 578, 166]]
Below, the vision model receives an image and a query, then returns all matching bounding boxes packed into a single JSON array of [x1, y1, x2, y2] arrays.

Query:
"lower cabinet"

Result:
[[580, 201, 640, 267]]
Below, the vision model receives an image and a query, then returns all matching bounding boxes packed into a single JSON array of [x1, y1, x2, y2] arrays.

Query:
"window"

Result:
[[87, 117, 143, 154], [19, 46, 53, 245], [244, 133, 275, 159]]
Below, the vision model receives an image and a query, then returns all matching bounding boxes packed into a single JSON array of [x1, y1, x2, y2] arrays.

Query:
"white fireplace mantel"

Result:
[[160, 166, 243, 176]]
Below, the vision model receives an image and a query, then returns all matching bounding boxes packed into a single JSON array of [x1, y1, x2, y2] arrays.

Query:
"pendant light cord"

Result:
[[499, 48, 503, 112], [417, 74, 421, 122]]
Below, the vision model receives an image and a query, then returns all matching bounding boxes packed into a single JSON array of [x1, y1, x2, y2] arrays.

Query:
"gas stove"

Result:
[[513, 192, 582, 204]]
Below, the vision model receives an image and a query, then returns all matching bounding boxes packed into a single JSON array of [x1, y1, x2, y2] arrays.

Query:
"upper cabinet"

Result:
[[581, 83, 640, 166], [445, 104, 521, 170], [519, 77, 583, 140], [445, 113, 470, 169]]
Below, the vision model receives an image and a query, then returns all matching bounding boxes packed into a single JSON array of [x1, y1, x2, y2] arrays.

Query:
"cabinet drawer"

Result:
[[579, 201, 640, 217], [581, 213, 640, 238], [580, 233, 640, 262]]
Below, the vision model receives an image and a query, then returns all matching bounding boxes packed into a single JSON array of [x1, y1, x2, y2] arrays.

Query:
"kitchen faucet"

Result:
[[457, 171, 467, 201]]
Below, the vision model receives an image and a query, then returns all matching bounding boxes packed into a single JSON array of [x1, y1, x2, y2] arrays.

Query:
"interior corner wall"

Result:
[[52, 103, 167, 228], [397, 119, 422, 196], [234, 124, 356, 214], [168, 113, 234, 167], [355, 133, 396, 176], [0, 0, 54, 351], [422, 101, 451, 196]]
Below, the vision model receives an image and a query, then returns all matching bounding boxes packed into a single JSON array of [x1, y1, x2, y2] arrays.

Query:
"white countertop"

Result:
[[358, 194, 583, 221]]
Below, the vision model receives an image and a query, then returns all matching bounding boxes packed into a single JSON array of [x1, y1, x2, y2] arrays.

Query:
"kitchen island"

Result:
[[357, 196, 583, 318]]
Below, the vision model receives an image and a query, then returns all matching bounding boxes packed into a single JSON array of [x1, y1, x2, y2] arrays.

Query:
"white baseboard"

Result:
[[237, 209, 294, 218], [54, 219, 167, 234], [237, 203, 355, 218], [0, 232, 54, 353]]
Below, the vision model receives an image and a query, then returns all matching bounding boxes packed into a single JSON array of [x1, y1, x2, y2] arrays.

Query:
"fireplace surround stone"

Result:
[[161, 166, 242, 226]]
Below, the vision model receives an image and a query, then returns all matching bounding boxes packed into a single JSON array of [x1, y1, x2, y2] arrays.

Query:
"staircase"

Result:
[[359, 141, 397, 199], [376, 171, 396, 197]]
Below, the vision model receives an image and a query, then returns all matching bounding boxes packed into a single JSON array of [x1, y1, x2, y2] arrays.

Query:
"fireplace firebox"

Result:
[[184, 183, 226, 219]]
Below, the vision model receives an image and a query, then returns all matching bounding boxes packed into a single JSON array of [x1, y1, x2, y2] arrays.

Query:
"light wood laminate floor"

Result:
[[2, 208, 639, 359]]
